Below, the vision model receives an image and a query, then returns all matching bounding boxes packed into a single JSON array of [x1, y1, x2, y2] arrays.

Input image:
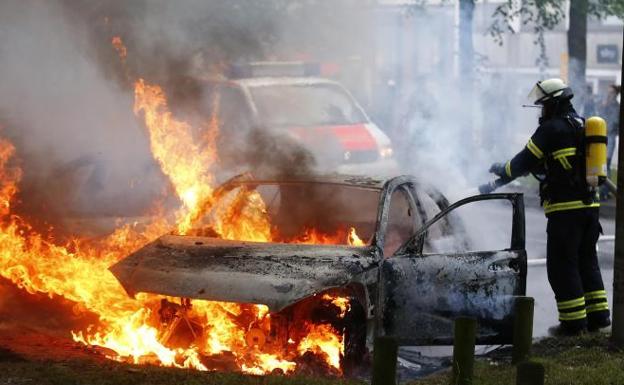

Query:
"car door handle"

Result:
[[488, 255, 520, 272]]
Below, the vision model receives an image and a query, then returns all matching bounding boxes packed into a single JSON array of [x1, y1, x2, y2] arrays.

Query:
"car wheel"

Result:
[[342, 298, 367, 377]]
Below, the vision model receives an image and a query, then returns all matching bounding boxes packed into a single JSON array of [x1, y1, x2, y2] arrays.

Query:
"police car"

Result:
[[199, 62, 397, 175]]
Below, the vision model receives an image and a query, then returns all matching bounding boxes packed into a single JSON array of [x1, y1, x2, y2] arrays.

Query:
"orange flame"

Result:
[[111, 36, 127, 62], [0, 134, 353, 374], [0, 56, 365, 374], [298, 324, 344, 369], [133, 79, 217, 235]]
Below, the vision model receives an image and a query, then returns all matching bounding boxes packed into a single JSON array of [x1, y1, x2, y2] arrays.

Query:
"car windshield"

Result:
[[249, 84, 368, 127], [190, 181, 379, 246]]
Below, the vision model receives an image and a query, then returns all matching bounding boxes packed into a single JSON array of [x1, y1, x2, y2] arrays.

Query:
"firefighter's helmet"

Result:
[[528, 78, 574, 105]]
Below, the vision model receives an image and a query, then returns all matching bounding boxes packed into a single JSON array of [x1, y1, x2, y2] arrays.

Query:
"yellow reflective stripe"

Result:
[[585, 290, 608, 300], [559, 309, 587, 321], [527, 139, 544, 159], [557, 297, 585, 310], [544, 200, 601, 214], [586, 303, 610, 313], [551, 148, 575, 170], [559, 157, 573, 170], [505, 161, 512, 178], [552, 147, 576, 157]]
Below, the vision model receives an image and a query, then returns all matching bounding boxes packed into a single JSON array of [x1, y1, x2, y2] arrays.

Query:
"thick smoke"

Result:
[[0, 1, 368, 236], [0, 0, 545, 243], [0, 1, 167, 234], [389, 7, 542, 199], [384, 6, 545, 248]]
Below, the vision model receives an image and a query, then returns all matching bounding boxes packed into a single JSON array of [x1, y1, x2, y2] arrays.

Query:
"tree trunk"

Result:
[[459, 0, 475, 82], [611, 31, 624, 348], [458, 0, 475, 155], [567, 0, 588, 97]]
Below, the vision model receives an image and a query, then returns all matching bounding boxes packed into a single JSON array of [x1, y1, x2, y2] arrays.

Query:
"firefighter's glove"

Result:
[[489, 162, 507, 178], [478, 181, 496, 194]]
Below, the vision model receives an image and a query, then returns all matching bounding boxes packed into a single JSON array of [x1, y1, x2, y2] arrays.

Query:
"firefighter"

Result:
[[487, 78, 611, 335]]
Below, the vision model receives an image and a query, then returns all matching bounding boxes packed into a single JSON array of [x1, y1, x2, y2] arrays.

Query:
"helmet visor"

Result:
[[528, 83, 547, 105]]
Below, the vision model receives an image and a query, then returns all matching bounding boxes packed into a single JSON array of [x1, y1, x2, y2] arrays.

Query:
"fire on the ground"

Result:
[[0, 66, 378, 374], [0, 35, 527, 377]]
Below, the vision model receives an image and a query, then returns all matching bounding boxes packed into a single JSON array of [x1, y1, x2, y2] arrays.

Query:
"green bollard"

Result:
[[512, 296, 535, 364], [516, 361, 545, 385], [451, 317, 477, 385], [371, 336, 398, 385]]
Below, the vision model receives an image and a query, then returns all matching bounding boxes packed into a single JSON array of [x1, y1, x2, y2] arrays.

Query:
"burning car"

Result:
[[109, 173, 527, 375]]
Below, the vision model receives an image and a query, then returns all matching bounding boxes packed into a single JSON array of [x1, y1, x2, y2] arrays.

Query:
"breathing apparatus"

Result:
[[479, 78, 609, 195], [584, 116, 608, 188]]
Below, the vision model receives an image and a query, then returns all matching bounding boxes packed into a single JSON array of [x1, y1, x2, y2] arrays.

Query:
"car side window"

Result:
[[419, 198, 512, 255], [414, 190, 449, 251], [384, 186, 419, 257]]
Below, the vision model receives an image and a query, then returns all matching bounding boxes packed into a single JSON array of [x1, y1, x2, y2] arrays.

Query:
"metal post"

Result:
[[451, 317, 477, 385], [612, 29, 624, 348], [512, 296, 535, 364], [516, 361, 545, 385], [371, 336, 398, 385]]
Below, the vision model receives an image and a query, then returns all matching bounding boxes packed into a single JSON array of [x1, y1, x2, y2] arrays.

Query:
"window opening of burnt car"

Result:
[[188, 181, 379, 246], [421, 198, 512, 254], [396, 194, 518, 256], [383, 185, 421, 257], [414, 189, 454, 253], [248, 84, 368, 128]]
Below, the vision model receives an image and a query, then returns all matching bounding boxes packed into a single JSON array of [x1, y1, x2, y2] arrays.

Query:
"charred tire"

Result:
[[341, 298, 367, 377]]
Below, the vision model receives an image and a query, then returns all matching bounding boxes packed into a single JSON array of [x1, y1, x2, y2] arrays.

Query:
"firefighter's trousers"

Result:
[[546, 208, 610, 331]]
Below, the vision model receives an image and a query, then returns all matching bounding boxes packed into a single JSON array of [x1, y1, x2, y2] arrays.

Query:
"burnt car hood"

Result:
[[110, 235, 377, 312]]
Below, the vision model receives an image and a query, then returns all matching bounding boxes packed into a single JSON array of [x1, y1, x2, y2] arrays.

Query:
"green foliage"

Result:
[[488, 0, 567, 68], [589, 0, 624, 19], [488, 0, 623, 69]]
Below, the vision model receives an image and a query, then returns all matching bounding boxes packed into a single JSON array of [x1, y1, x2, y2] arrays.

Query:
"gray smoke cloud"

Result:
[[0, 1, 168, 235], [0, 0, 549, 244], [382, 6, 546, 250], [0, 0, 371, 237], [389, 6, 543, 200]]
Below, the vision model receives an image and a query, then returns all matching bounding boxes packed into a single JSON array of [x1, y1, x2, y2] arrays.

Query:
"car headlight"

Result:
[[379, 146, 394, 159]]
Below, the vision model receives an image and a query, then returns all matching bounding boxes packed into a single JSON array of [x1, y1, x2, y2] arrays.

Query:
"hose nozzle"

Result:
[[478, 178, 506, 194]]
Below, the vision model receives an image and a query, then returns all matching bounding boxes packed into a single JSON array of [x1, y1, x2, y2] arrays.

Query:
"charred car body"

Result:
[[111, 174, 527, 373]]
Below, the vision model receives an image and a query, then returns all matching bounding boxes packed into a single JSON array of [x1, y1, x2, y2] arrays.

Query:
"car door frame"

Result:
[[379, 192, 527, 345], [400, 193, 526, 256], [371, 176, 424, 338], [372, 176, 423, 256]]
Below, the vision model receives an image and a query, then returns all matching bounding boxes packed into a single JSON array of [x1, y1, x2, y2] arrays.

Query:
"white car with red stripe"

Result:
[[203, 75, 397, 175]]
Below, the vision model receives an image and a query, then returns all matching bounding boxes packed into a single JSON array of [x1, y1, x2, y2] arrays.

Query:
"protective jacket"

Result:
[[498, 104, 599, 215]]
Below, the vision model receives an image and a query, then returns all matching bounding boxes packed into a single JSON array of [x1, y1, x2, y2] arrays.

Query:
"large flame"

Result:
[[0, 37, 366, 376], [0, 134, 355, 373], [134, 78, 218, 235]]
